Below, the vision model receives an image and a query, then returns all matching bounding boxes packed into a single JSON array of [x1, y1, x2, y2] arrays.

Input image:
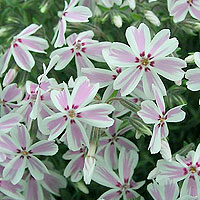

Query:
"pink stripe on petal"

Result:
[[0, 48, 12, 74], [17, 24, 41, 37], [149, 124, 161, 154], [99, 189, 121, 200], [147, 182, 162, 200], [3, 84, 21, 102]]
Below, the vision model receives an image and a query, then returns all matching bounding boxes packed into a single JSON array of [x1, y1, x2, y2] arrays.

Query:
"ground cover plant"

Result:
[[0, 0, 200, 199]]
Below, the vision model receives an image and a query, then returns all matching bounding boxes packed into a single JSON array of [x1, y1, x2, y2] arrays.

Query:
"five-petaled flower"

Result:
[[0, 124, 58, 184], [103, 23, 186, 98], [137, 85, 186, 154], [43, 76, 114, 151], [0, 24, 49, 73]]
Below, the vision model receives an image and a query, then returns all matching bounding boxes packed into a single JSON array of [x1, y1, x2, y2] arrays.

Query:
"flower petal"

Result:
[[118, 148, 138, 184], [0, 48, 12, 75], [17, 24, 42, 37], [98, 189, 121, 200], [149, 124, 161, 154], [114, 67, 144, 96], [185, 68, 200, 91], [78, 104, 114, 128], [104, 143, 118, 169], [29, 140, 58, 156], [166, 105, 186, 123], [117, 136, 139, 152], [12, 43, 35, 72]]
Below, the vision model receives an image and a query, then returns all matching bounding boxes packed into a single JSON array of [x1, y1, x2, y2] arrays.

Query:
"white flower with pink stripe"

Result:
[[138, 85, 186, 154], [0, 124, 58, 185], [0, 24, 49, 74], [93, 148, 145, 200], [52, 0, 92, 48], [157, 143, 200, 198], [168, 0, 200, 23], [51, 30, 110, 75], [43, 76, 114, 151], [103, 23, 186, 98]]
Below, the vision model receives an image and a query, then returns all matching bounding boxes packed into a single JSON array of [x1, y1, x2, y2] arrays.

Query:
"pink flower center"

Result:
[[17, 147, 32, 159], [190, 166, 196, 173], [68, 109, 76, 118], [71, 40, 86, 56], [112, 67, 122, 80], [158, 114, 167, 126], [135, 51, 155, 72]]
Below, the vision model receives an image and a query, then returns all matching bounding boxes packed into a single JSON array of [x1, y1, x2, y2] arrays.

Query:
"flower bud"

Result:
[[174, 80, 182, 86], [144, 11, 160, 27], [83, 143, 96, 185], [76, 181, 89, 194], [185, 55, 194, 63], [2, 68, 18, 87], [112, 15, 123, 28]]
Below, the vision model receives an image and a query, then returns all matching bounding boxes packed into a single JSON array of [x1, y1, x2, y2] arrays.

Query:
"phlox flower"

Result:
[[186, 52, 200, 92], [97, 118, 138, 169], [137, 85, 186, 154], [0, 166, 24, 200], [63, 145, 87, 182], [24, 170, 67, 200], [0, 24, 49, 74], [103, 23, 186, 98], [43, 76, 114, 151], [52, 0, 92, 48], [93, 148, 145, 200], [0, 124, 58, 184], [100, 0, 136, 10], [157, 143, 200, 197], [50, 30, 110, 75], [79, 0, 96, 12], [168, 0, 200, 23], [0, 83, 22, 116]]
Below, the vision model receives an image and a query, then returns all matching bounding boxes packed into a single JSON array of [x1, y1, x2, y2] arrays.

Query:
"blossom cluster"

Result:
[[0, 0, 200, 199]]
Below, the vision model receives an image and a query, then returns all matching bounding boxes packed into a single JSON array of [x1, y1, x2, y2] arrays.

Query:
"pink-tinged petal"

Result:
[[82, 68, 114, 88], [12, 43, 35, 72], [160, 122, 169, 138], [50, 86, 71, 112], [0, 134, 19, 154], [108, 118, 123, 136], [104, 143, 118, 169], [149, 124, 161, 154], [126, 23, 151, 57], [186, 68, 200, 91], [0, 48, 12, 75], [65, 6, 92, 22], [99, 137, 110, 147], [42, 171, 67, 195], [71, 76, 99, 107], [137, 100, 160, 124], [20, 36, 49, 53], [54, 17, 66, 48], [24, 177, 43, 200], [147, 182, 162, 200], [1, 180, 24, 200], [77, 30, 94, 41], [27, 156, 48, 180], [166, 105, 186, 123], [75, 53, 95, 75], [107, 42, 136, 67], [124, 189, 141, 200], [114, 67, 144, 96], [17, 24, 42, 37], [152, 85, 165, 114], [44, 113, 68, 139], [66, 33, 77, 46], [64, 154, 84, 181], [63, 147, 85, 160], [117, 137, 139, 152], [194, 52, 200, 67], [3, 156, 27, 185], [142, 68, 166, 99], [181, 175, 199, 197], [2, 68, 18, 87], [0, 113, 22, 133], [10, 124, 31, 150], [163, 180, 179, 200], [29, 140, 58, 156], [157, 159, 187, 182], [147, 29, 178, 58], [153, 57, 186, 81], [78, 104, 114, 127], [171, 1, 189, 23], [118, 148, 138, 184], [85, 42, 110, 62], [98, 189, 122, 200], [93, 161, 121, 188], [66, 119, 89, 151], [26, 80, 38, 95], [50, 47, 74, 70], [2, 83, 22, 102]]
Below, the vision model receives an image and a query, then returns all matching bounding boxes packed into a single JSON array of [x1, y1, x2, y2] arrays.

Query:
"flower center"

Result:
[[187, 0, 193, 5], [190, 167, 197, 173], [68, 109, 76, 118], [22, 151, 29, 156], [141, 58, 149, 66], [74, 43, 82, 51]]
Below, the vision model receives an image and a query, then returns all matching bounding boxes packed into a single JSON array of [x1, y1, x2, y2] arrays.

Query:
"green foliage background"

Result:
[[0, 0, 200, 199]]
